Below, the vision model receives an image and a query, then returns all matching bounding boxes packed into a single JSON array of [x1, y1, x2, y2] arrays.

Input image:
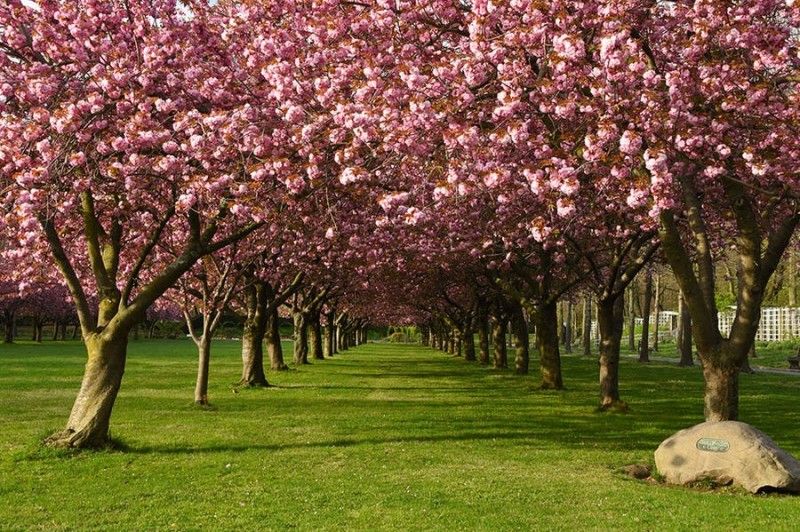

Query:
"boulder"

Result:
[[654, 421, 800, 493]]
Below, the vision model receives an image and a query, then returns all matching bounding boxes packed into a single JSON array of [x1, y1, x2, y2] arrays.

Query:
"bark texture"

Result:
[[598, 296, 627, 411], [535, 301, 563, 390], [45, 334, 128, 448], [491, 318, 508, 369], [240, 283, 269, 386], [702, 356, 740, 422], [309, 313, 324, 360]]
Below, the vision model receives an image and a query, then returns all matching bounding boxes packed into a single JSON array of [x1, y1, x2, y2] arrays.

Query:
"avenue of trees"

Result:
[[0, 0, 798, 448]]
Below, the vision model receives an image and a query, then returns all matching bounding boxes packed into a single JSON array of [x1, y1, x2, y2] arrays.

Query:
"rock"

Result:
[[655, 421, 800, 493]]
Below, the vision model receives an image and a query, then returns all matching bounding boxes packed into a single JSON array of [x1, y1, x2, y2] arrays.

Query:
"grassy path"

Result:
[[1, 340, 799, 529]]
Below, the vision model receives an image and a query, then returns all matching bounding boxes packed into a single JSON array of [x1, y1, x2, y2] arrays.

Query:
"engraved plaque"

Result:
[[696, 437, 730, 453]]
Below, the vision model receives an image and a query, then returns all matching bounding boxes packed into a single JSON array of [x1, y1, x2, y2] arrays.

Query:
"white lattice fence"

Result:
[[634, 311, 679, 328], [718, 307, 800, 342]]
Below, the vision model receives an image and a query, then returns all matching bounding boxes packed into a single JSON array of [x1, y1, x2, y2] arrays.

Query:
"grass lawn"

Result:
[[616, 339, 800, 370], [1, 339, 800, 530]]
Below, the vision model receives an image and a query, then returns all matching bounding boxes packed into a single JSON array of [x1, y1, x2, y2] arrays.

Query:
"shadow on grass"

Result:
[[122, 428, 661, 456]]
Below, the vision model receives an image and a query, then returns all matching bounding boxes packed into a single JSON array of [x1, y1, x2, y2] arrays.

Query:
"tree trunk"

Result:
[[3, 310, 14, 344], [740, 343, 755, 374], [564, 301, 573, 354], [336, 322, 346, 351], [194, 336, 211, 405], [677, 293, 694, 367], [627, 285, 636, 352], [45, 333, 128, 448], [53, 320, 60, 341], [639, 270, 652, 363], [464, 324, 476, 361], [293, 312, 308, 364], [511, 304, 529, 375], [477, 306, 490, 365], [491, 318, 508, 369], [535, 301, 563, 390], [240, 316, 269, 387], [789, 250, 797, 307], [267, 308, 287, 371], [598, 296, 627, 411], [309, 313, 324, 360], [582, 296, 592, 356], [652, 274, 660, 351], [324, 312, 335, 357], [702, 354, 740, 422]]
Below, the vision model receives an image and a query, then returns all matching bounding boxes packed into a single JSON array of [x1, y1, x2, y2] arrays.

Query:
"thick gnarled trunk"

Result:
[[46, 333, 128, 448], [598, 296, 626, 411], [535, 301, 563, 390]]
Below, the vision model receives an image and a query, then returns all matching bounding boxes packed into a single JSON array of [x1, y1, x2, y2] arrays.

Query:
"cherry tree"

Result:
[[0, 0, 272, 447], [169, 246, 249, 405], [617, 0, 800, 420]]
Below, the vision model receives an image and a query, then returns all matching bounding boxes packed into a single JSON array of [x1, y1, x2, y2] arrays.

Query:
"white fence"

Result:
[[718, 307, 800, 342], [589, 308, 800, 344], [634, 311, 679, 328]]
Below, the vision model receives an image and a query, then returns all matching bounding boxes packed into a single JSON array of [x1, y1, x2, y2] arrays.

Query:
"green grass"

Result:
[[616, 339, 800, 369], [2, 339, 800, 530]]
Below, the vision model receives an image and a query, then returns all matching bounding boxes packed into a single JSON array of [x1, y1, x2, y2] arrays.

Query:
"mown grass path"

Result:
[[1, 340, 799, 529]]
